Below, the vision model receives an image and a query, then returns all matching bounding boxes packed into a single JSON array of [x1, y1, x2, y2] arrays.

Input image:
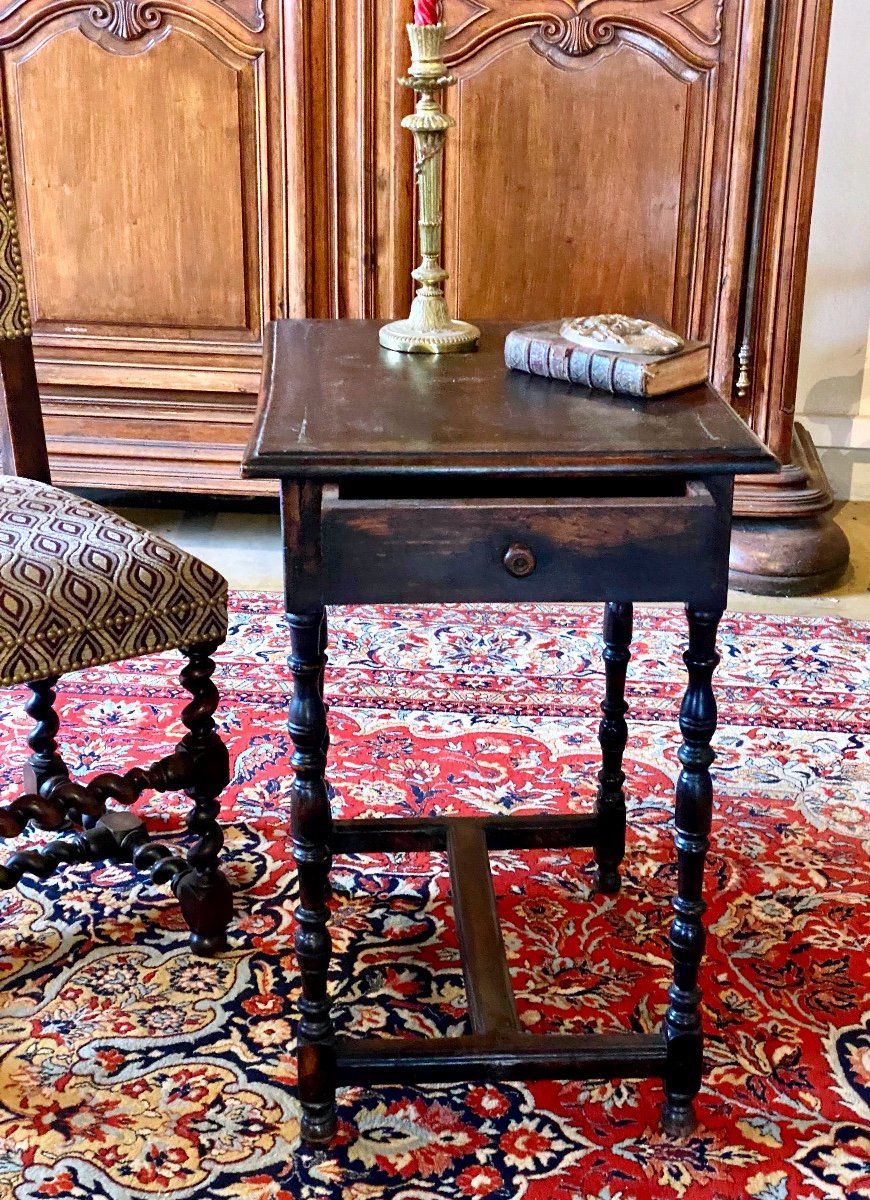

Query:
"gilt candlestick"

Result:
[[379, 23, 480, 355]]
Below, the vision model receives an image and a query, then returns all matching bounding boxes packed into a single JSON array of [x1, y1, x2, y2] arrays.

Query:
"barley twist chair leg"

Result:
[[175, 640, 233, 957], [23, 677, 69, 796]]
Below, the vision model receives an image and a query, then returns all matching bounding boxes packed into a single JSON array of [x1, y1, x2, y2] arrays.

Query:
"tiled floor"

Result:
[[115, 501, 285, 594], [114, 498, 870, 619]]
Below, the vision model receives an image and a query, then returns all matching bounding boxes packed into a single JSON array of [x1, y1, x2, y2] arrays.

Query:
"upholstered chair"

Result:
[[0, 124, 233, 957]]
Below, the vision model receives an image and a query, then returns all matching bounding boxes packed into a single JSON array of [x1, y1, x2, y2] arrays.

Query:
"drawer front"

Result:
[[318, 485, 728, 606]]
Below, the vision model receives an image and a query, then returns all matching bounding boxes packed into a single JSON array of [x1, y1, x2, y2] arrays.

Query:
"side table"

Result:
[[243, 320, 776, 1145]]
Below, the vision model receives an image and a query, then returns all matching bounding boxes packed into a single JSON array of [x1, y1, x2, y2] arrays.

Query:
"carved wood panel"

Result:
[[443, 38, 704, 329], [0, 0, 289, 394], [447, 0, 724, 69], [336, 0, 766, 397]]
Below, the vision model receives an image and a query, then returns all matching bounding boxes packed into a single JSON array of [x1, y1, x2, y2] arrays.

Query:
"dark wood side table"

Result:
[[243, 320, 776, 1146]]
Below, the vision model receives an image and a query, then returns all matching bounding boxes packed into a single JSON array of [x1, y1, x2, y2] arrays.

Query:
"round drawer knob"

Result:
[[503, 543, 537, 578]]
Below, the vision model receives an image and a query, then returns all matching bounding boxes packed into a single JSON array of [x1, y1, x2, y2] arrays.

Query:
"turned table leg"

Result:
[[593, 602, 633, 894], [318, 610, 330, 756], [288, 607, 336, 1144], [663, 605, 723, 1136], [318, 611, 336, 895]]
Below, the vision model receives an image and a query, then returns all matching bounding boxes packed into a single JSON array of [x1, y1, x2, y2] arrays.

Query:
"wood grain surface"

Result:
[[244, 321, 776, 479]]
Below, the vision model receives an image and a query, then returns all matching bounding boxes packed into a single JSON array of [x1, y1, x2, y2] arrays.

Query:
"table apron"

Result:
[[307, 486, 730, 607]]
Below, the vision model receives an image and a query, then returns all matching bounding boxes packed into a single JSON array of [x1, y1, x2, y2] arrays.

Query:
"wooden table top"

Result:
[[243, 320, 777, 479]]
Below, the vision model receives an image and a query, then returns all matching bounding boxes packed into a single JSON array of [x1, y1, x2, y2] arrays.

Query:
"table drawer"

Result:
[[317, 480, 728, 606]]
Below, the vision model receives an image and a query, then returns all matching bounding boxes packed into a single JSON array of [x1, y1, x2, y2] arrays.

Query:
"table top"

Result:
[[243, 320, 777, 479]]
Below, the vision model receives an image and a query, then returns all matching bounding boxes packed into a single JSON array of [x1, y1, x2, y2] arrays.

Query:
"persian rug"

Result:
[[0, 594, 868, 1200]]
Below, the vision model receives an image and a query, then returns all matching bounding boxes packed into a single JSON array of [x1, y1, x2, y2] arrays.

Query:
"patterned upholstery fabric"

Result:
[[0, 476, 228, 687]]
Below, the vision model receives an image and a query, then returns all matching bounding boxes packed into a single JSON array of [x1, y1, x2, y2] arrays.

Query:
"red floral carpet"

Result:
[[0, 595, 868, 1200]]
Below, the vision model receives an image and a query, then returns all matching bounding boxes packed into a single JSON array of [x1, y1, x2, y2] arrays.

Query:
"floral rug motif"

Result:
[[0, 595, 868, 1200]]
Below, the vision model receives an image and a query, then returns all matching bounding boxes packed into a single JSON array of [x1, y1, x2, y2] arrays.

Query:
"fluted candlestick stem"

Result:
[[379, 24, 479, 355]]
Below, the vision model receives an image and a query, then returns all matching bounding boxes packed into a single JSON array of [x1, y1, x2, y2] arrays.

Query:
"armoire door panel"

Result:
[[436, 2, 730, 340], [0, 0, 285, 399], [11, 24, 252, 333], [345, 0, 764, 400], [443, 37, 701, 328]]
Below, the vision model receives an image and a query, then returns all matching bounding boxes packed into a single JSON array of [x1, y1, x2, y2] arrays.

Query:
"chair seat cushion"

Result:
[[0, 477, 228, 687]]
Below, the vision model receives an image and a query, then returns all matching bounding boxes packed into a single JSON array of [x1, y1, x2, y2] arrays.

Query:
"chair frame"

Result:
[[0, 119, 233, 956]]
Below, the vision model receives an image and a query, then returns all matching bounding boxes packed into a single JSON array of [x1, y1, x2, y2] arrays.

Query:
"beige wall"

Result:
[[797, 0, 870, 499]]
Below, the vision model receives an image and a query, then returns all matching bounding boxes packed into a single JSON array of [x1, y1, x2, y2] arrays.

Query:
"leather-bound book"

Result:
[[505, 319, 709, 398]]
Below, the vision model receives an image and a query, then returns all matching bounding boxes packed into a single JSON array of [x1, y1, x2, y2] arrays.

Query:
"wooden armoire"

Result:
[[0, 0, 847, 593]]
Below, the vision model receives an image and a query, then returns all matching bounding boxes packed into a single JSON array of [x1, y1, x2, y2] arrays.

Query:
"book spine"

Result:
[[504, 331, 572, 381], [568, 350, 646, 395], [505, 333, 649, 395], [610, 357, 648, 396], [504, 331, 531, 374], [547, 339, 573, 381], [528, 338, 551, 378]]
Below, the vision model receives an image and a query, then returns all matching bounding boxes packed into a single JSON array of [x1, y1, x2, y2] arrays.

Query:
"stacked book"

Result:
[[504, 318, 709, 399]]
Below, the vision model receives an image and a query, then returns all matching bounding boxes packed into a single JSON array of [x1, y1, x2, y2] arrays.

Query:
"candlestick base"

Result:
[[379, 317, 480, 355]]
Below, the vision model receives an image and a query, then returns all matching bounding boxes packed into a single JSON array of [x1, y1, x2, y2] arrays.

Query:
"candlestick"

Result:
[[379, 23, 480, 355], [414, 0, 440, 24]]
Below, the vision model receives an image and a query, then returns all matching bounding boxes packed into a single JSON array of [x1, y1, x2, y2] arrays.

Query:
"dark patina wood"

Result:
[[245, 322, 777, 482], [0, 336, 50, 484], [331, 812, 600, 855], [23, 677, 67, 795], [318, 483, 725, 607], [286, 606, 336, 1144], [176, 642, 233, 957], [242, 319, 776, 1145], [593, 602, 633, 895], [447, 822, 520, 1037], [335, 1031, 669, 1087], [663, 606, 723, 1136]]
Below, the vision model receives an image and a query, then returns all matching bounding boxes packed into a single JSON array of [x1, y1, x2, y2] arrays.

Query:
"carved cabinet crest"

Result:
[[443, 0, 724, 70], [85, 0, 164, 44], [529, 0, 724, 68]]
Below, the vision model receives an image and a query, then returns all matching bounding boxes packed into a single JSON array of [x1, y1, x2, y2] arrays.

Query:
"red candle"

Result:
[[414, 0, 440, 24]]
